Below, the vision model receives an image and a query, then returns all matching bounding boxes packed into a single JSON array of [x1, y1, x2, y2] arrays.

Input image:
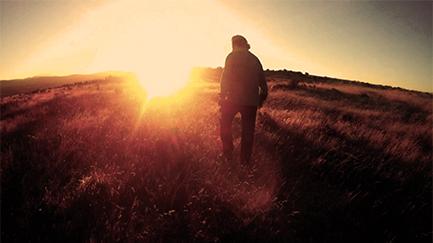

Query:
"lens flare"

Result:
[[136, 63, 191, 99]]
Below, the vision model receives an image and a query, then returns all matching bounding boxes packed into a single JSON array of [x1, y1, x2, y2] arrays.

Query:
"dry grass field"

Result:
[[1, 70, 432, 242]]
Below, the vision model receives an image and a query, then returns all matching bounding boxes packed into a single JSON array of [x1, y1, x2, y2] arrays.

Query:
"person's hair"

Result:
[[232, 35, 250, 49]]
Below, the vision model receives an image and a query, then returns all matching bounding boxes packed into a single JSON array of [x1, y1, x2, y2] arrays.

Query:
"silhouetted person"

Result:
[[219, 35, 268, 165]]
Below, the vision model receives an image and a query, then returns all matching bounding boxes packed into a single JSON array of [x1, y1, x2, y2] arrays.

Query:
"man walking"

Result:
[[219, 35, 268, 165]]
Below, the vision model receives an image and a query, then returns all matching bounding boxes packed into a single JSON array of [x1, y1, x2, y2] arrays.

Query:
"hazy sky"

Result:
[[0, 0, 431, 92]]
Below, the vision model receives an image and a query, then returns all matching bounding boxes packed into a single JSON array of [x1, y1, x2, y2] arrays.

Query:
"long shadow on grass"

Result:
[[1, 94, 107, 242], [253, 111, 432, 243], [296, 86, 428, 121]]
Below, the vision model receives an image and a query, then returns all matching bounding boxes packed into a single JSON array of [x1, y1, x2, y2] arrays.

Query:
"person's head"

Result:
[[232, 35, 250, 51]]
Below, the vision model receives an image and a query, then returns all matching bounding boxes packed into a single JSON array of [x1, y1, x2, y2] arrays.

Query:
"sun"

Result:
[[11, 0, 284, 91], [15, 0, 274, 95], [79, 0, 256, 101], [136, 65, 191, 99], [132, 38, 193, 99], [122, 31, 198, 100]]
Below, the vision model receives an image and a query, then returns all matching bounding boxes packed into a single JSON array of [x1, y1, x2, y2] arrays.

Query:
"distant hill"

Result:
[[0, 71, 133, 97], [191, 67, 432, 96], [2, 68, 430, 98]]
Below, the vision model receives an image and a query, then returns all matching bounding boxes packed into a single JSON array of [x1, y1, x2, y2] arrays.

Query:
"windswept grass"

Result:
[[1, 75, 431, 242]]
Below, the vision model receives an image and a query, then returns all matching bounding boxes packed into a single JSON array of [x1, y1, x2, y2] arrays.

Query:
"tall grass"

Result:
[[1, 76, 431, 242]]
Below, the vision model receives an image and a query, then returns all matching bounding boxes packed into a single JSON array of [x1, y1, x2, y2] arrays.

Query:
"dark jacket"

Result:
[[220, 50, 268, 106]]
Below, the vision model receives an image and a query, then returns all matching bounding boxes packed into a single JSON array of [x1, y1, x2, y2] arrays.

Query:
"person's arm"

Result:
[[219, 55, 231, 105], [258, 60, 268, 106]]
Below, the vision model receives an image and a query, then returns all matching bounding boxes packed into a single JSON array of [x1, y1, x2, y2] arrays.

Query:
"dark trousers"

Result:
[[220, 103, 257, 163]]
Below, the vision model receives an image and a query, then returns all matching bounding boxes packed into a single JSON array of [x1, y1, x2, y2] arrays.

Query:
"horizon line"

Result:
[[1, 68, 431, 94]]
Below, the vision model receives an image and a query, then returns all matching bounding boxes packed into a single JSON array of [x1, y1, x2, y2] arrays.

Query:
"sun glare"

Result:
[[136, 64, 191, 99], [13, 0, 287, 97]]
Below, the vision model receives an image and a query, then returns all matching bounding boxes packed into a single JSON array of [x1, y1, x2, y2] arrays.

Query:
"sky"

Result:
[[0, 0, 431, 92]]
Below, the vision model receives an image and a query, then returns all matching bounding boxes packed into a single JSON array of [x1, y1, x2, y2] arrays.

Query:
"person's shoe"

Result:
[[216, 154, 225, 165], [223, 151, 233, 163], [240, 156, 250, 166], [217, 152, 233, 166]]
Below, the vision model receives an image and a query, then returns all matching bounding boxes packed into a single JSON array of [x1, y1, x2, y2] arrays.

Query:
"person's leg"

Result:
[[220, 103, 237, 160], [240, 106, 257, 164]]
